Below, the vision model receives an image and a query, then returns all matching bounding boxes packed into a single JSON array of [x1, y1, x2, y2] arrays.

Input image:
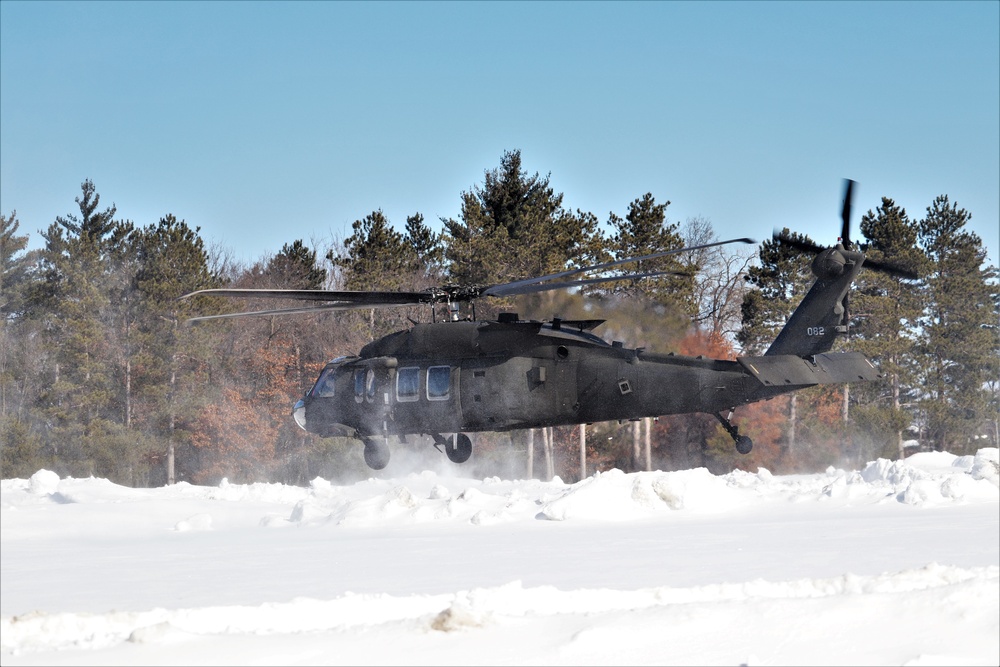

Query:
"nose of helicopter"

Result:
[[292, 398, 307, 430]]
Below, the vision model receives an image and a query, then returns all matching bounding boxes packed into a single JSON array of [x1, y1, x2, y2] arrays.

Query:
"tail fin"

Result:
[[765, 247, 864, 357]]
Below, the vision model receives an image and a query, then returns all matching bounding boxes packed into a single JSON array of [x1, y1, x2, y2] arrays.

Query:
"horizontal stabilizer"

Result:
[[739, 352, 881, 387]]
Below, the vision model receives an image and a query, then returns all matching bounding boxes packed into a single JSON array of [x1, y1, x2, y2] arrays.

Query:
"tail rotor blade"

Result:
[[840, 179, 855, 248], [862, 258, 920, 280], [772, 229, 825, 255]]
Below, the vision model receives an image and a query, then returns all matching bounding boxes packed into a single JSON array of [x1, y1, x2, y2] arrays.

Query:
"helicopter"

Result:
[[182, 180, 917, 470]]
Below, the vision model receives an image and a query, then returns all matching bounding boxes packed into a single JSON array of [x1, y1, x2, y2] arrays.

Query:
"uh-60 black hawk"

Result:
[[183, 180, 917, 470]]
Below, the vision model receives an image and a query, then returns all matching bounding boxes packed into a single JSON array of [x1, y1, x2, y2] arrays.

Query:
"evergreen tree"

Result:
[[330, 210, 414, 291], [267, 240, 327, 289], [850, 198, 927, 459], [130, 215, 218, 484], [737, 230, 815, 354], [916, 195, 999, 453], [604, 193, 693, 319], [404, 213, 445, 283], [326, 210, 425, 336], [444, 150, 600, 290], [1, 211, 38, 317], [31, 180, 129, 476]]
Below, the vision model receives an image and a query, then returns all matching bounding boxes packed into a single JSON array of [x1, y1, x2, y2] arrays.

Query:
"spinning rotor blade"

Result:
[[185, 302, 373, 323], [180, 288, 449, 322], [181, 288, 439, 307], [181, 238, 754, 322], [772, 228, 918, 280], [840, 178, 855, 248], [483, 237, 754, 297], [772, 230, 826, 255], [771, 178, 920, 282], [858, 258, 920, 281], [490, 270, 693, 296]]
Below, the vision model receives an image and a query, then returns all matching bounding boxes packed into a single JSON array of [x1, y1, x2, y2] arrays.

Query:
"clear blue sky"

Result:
[[2, 1, 998, 267]]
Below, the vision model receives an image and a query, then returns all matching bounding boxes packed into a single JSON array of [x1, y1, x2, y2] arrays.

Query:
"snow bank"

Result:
[[4, 449, 996, 526]]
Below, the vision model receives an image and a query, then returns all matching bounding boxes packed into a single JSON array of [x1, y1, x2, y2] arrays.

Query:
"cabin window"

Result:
[[396, 367, 420, 402], [310, 368, 336, 398], [366, 369, 377, 402], [353, 369, 365, 402], [427, 366, 451, 401]]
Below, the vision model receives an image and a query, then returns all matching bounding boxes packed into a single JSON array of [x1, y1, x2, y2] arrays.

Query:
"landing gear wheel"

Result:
[[445, 433, 473, 464], [363, 439, 390, 470], [735, 435, 753, 455]]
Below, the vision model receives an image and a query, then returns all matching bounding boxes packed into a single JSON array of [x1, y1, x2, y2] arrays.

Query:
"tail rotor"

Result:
[[771, 178, 918, 339]]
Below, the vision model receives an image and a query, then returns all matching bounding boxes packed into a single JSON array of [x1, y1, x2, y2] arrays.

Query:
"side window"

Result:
[[365, 369, 377, 402], [396, 367, 420, 402], [427, 366, 451, 401], [310, 368, 336, 398], [353, 369, 365, 403]]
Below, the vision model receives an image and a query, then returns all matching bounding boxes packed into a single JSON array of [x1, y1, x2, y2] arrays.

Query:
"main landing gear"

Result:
[[714, 411, 753, 455], [363, 438, 391, 470], [432, 433, 473, 464]]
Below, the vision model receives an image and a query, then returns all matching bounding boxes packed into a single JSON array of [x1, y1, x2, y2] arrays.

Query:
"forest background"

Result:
[[2, 150, 998, 487]]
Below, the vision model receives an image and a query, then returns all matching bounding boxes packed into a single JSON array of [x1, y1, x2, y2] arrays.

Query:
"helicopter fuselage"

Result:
[[293, 316, 817, 444]]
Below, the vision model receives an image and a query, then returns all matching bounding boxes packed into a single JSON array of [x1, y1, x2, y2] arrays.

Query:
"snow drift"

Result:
[[2, 449, 997, 666]]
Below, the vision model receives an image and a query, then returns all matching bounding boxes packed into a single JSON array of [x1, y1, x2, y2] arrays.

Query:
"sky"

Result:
[[2, 448, 998, 665], [2, 1, 998, 269]]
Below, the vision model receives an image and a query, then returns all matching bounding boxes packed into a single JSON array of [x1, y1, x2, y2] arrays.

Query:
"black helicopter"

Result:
[[183, 180, 916, 470]]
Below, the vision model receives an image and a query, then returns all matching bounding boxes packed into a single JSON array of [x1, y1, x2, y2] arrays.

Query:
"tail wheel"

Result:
[[363, 439, 391, 470], [445, 433, 473, 464], [735, 435, 753, 455]]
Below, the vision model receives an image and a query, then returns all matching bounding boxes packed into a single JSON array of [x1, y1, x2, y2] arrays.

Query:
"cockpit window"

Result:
[[311, 368, 336, 398], [397, 367, 419, 402], [427, 366, 450, 401]]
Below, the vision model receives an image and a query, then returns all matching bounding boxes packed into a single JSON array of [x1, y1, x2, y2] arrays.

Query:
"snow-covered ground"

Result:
[[2, 449, 998, 666]]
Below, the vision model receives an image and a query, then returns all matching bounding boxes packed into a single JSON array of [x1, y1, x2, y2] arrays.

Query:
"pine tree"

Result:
[[130, 214, 218, 484], [1, 210, 38, 317], [31, 181, 127, 476], [604, 193, 692, 315], [443, 150, 602, 321], [738, 230, 816, 353], [1, 211, 40, 414], [850, 198, 927, 459], [404, 213, 444, 283], [267, 240, 327, 289], [331, 210, 414, 291], [917, 196, 999, 453]]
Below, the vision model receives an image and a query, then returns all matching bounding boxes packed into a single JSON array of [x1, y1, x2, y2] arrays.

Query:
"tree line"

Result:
[[2, 150, 997, 485]]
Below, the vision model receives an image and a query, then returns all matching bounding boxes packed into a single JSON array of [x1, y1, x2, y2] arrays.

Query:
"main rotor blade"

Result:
[[492, 270, 692, 296], [181, 239, 753, 321], [181, 288, 440, 306], [184, 300, 423, 323], [483, 237, 754, 297]]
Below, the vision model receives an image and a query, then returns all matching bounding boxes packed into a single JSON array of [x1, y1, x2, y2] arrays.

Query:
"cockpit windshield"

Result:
[[310, 367, 337, 398]]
